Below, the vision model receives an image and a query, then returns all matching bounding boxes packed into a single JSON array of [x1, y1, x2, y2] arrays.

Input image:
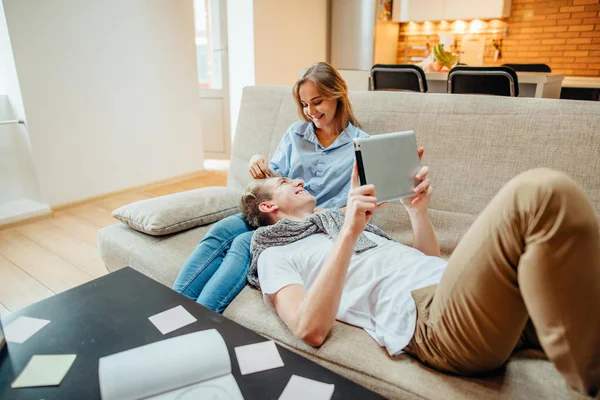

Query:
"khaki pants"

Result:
[[404, 169, 600, 397]]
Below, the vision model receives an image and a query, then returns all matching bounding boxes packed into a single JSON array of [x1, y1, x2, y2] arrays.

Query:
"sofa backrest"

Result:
[[229, 86, 600, 255]]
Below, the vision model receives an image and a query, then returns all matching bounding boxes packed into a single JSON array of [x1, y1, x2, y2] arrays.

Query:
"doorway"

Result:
[[194, 0, 231, 160]]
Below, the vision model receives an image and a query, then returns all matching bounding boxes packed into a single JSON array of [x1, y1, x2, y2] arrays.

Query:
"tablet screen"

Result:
[[354, 131, 420, 204]]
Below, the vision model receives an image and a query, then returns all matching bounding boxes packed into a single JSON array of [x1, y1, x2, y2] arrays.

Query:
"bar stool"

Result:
[[370, 64, 428, 93], [447, 66, 519, 97]]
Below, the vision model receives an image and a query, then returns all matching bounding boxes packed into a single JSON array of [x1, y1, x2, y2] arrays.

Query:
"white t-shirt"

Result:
[[257, 232, 447, 356]]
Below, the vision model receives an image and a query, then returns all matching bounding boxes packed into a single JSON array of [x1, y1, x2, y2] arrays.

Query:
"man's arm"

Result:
[[269, 228, 358, 346], [407, 208, 440, 257], [402, 165, 440, 257], [268, 163, 380, 347]]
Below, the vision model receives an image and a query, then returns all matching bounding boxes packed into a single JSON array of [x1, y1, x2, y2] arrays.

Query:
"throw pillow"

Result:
[[112, 187, 241, 236]]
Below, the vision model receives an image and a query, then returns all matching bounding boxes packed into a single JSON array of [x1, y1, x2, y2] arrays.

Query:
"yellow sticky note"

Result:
[[11, 354, 76, 388]]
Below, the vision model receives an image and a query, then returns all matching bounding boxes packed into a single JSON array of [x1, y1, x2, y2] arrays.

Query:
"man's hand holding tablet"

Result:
[[353, 131, 428, 205]]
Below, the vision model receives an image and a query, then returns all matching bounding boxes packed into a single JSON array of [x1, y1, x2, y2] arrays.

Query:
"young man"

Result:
[[240, 162, 600, 398]]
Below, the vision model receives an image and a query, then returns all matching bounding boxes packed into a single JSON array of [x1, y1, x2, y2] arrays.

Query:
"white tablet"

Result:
[[353, 131, 421, 204]]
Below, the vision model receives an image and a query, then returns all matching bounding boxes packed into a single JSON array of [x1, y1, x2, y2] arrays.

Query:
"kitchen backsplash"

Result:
[[397, 0, 600, 76]]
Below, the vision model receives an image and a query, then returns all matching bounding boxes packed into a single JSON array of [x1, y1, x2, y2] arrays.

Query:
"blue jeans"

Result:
[[172, 213, 254, 313]]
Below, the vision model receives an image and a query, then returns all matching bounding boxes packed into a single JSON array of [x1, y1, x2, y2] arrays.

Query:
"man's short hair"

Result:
[[240, 180, 273, 228]]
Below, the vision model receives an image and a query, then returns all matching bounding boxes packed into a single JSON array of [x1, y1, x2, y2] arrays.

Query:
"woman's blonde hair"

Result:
[[292, 62, 361, 136]]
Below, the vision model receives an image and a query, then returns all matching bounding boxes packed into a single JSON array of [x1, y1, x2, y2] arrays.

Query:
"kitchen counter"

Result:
[[560, 76, 600, 101], [425, 72, 565, 98], [425, 71, 565, 85], [562, 76, 600, 89], [337, 69, 565, 99], [425, 71, 564, 84]]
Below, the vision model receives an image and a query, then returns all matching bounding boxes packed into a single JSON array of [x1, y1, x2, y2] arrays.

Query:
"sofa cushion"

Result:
[[224, 287, 571, 400], [112, 187, 240, 236], [98, 223, 208, 284]]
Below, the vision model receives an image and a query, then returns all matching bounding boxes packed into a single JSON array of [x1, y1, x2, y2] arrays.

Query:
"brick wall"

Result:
[[397, 0, 600, 76]]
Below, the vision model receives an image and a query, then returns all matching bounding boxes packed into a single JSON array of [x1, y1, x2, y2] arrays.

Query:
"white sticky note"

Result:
[[11, 354, 77, 388], [234, 340, 284, 375], [148, 305, 196, 335], [278, 375, 335, 400], [4, 316, 50, 344]]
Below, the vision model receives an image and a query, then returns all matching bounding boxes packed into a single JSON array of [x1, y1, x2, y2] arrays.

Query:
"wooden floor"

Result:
[[0, 170, 228, 316]]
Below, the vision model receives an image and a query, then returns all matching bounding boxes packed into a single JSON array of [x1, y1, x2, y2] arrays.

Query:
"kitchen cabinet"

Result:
[[443, 0, 510, 21], [393, 0, 510, 22], [393, 0, 443, 22]]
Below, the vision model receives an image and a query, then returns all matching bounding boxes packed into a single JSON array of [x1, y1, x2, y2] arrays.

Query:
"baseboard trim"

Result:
[[51, 168, 207, 211], [0, 169, 214, 230], [204, 152, 230, 160], [0, 199, 53, 229], [0, 212, 55, 230]]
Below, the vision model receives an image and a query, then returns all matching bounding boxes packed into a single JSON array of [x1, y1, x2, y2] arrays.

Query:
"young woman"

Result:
[[172, 62, 369, 313]]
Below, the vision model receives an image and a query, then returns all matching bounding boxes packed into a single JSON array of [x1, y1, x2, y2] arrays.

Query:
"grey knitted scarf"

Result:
[[247, 208, 392, 289]]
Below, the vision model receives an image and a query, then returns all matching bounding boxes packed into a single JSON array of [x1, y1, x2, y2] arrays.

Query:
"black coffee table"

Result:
[[0, 267, 383, 400]]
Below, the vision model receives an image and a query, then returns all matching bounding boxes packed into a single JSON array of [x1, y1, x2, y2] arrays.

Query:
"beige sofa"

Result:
[[99, 86, 600, 399]]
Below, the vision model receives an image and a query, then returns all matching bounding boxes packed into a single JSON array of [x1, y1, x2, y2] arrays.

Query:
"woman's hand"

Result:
[[248, 154, 272, 179]]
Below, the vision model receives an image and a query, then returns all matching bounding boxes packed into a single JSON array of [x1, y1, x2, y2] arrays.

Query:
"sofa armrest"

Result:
[[112, 186, 241, 236]]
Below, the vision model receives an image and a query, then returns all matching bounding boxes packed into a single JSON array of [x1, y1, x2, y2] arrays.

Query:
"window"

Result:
[[194, 0, 224, 90]]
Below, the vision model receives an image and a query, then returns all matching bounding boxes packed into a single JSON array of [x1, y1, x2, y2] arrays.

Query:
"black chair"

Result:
[[447, 66, 519, 97], [560, 87, 600, 102], [502, 63, 551, 73], [370, 64, 428, 93]]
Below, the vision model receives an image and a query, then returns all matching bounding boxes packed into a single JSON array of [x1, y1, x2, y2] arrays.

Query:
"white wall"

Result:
[[0, 1, 8, 95], [0, 0, 25, 118], [0, 97, 25, 204], [0, 96, 41, 202], [253, 0, 328, 86], [3, 0, 204, 206], [0, 1, 41, 206], [227, 0, 255, 139]]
